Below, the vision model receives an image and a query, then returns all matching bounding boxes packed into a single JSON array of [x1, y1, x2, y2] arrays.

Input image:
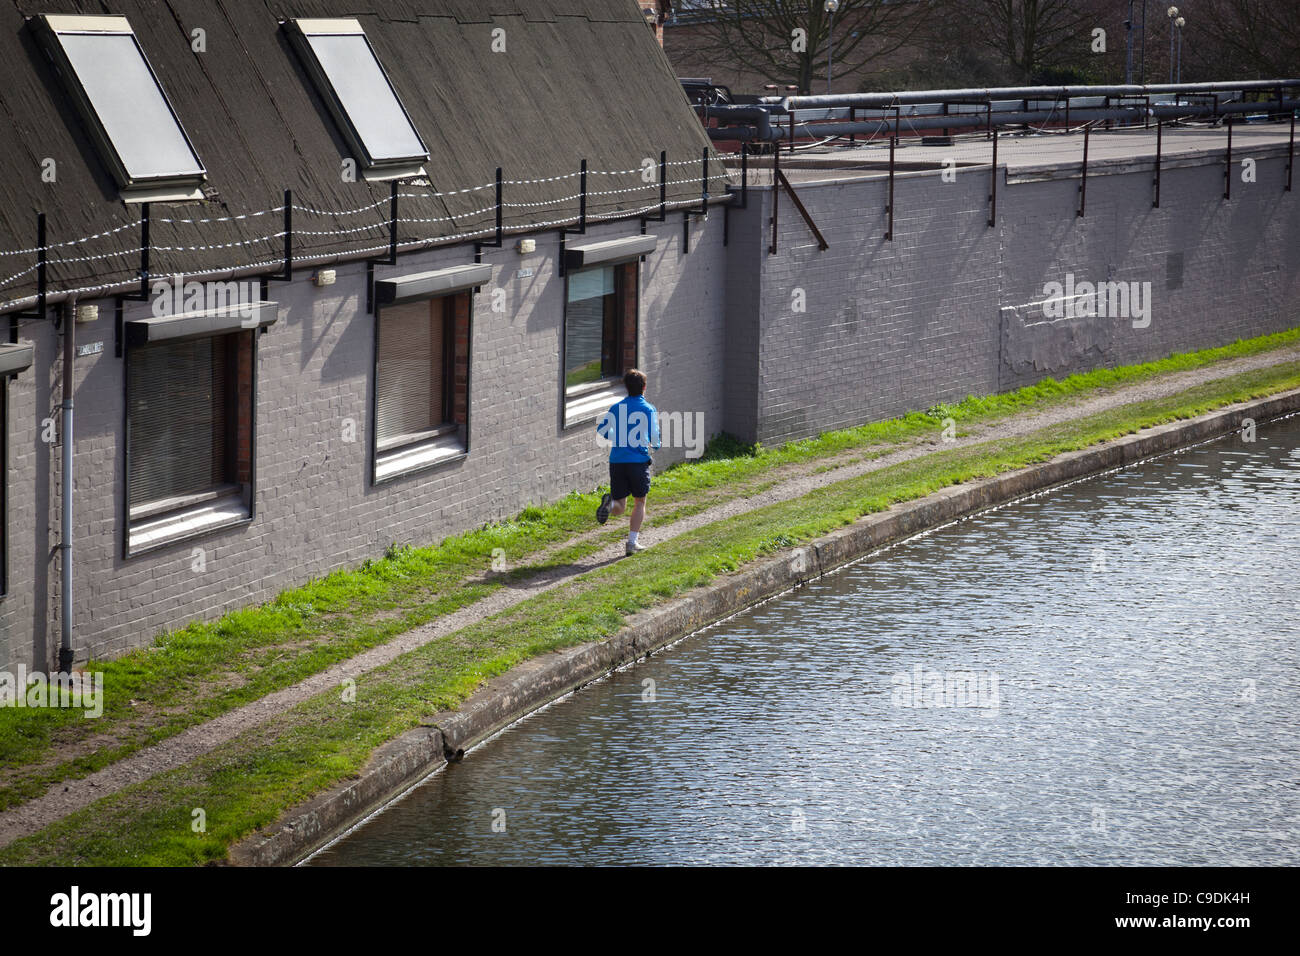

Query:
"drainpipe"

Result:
[[58, 300, 74, 674]]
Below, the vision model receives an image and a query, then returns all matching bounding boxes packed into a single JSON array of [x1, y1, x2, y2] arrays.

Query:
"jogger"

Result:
[[595, 369, 660, 555]]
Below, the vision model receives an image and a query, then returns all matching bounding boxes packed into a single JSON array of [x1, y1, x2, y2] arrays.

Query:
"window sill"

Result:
[[374, 430, 467, 483], [564, 379, 625, 429], [376, 422, 459, 455], [129, 483, 241, 522], [127, 491, 250, 557]]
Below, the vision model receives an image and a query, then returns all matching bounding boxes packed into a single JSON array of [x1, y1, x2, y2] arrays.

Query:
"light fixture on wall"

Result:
[[313, 269, 337, 287], [74, 304, 99, 324], [517, 238, 537, 254]]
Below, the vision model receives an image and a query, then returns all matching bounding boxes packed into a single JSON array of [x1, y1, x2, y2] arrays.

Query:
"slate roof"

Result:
[[0, 0, 723, 310]]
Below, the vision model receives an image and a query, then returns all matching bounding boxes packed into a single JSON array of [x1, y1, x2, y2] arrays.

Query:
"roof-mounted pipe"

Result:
[[766, 79, 1300, 111]]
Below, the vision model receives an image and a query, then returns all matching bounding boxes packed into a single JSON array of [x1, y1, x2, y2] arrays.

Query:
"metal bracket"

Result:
[[1288, 110, 1296, 193], [111, 204, 152, 352], [475, 168, 504, 263], [682, 147, 709, 255], [119, 203, 152, 303], [1224, 116, 1234, 200], [774, 167, 828, 251], [724, 147, 749, 246], [558, 159, 588, 278], [266, 189, 293, 283], [640, 151, 668, 237], [988, 128, 998, 228], [885, 132, 895, 240], [365, 182, 399, 314], [1153, 120, 1163, 208], [1077, 123, 1091, 218], [769, 144, 780, 255], [13, 213, 47, 334]]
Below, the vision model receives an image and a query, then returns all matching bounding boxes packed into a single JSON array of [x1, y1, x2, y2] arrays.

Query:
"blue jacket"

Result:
[[596, 395, 661, 463]]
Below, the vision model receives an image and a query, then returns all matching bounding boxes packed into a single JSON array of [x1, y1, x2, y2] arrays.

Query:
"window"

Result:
[[565, 267, 619, 389], [563, 262, 638, 427], [287, 18, 429, 180], [373, 293, 471, 483], [126, 331, 254, 555], [37, 15, 206, 202]]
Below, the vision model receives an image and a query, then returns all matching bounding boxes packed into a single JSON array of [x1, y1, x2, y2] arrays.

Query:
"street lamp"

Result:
[[825, 0, 839, 95], [1167, 6, 1179, 84], [1125, 0, 1134, 85], [1175, 16, 1186, 84], [1139, 0, 1148, 84]]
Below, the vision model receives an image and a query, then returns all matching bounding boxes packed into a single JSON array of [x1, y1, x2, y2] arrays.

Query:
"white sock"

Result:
[[628, 531, 639, 546]]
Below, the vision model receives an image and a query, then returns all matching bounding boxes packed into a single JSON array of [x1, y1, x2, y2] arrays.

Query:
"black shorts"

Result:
[[609, 461, 651, 501]]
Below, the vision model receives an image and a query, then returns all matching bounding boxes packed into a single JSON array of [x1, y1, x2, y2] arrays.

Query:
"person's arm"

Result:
[[596, 407, 614, 440]]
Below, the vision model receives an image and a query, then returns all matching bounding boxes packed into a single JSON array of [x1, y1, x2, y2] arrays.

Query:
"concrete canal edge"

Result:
[[228, 389, 1300, 866]]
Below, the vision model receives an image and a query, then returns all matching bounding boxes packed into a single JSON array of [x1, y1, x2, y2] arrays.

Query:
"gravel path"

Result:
[[2, 345, 1296, 848]]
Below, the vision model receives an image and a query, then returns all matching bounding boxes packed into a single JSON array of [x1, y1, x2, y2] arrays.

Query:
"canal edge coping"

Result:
[[228, 388, 1300, 866]]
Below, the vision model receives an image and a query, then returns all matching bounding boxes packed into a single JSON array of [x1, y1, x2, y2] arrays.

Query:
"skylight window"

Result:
[[287, 18, 429, 181], [37, 15, 206, 202]]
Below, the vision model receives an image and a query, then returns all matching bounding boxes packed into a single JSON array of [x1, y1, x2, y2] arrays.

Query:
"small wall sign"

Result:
[[75, 341, 104, 357]]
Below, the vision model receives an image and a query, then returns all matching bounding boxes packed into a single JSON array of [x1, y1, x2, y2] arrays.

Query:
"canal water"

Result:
[[311, 415, 1300, 866]]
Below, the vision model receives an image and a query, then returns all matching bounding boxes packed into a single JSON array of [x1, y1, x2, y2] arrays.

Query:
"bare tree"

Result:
[[960, 0, 1099, 83], [1198, 0, 1300, 79], [685, 0, 928, 94]]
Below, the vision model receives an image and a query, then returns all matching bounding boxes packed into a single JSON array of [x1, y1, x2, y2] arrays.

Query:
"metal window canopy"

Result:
[[124, 301, 279, 347], [563, 235, 658, 271], [0, 343, 34, 377], [286, 18, 429, 181], [374, 264, 491, 307], [35, 15, 207, 203]]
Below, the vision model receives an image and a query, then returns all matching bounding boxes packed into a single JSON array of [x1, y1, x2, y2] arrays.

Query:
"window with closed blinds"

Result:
[[565, 266, 619, 391], [375, 298, 452, 450], [128, 334, 236, 508]]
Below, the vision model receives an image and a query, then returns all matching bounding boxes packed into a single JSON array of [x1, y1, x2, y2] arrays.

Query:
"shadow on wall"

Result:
[[305, 288, 365, 383]]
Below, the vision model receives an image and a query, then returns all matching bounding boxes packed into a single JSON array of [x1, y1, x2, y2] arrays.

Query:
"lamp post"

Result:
[[1167, 6, 1179, 84], [1175, 16, 1185, 84], [1125, 0, 1134, 85], [1139, 0, 1148, 83], [825, 0, 839, 95]]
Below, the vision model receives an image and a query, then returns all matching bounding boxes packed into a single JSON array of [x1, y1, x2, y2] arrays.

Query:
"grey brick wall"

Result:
[[3, 145, 1297, 668], [753, 169, 1001, 445], [1, 321, 55, 670], [748, 148, 1299, 446], [722, 196, 765, 443], [2, 216, 729, 670]]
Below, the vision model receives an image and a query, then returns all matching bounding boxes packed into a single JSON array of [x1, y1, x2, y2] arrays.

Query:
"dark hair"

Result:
[[624, 368, 646, 396]]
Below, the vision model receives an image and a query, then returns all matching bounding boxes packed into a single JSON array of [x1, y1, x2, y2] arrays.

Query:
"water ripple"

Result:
[[312, 416, 1300, 866]]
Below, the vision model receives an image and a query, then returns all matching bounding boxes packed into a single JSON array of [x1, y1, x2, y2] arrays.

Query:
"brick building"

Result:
[[0, 1, 1296, 670]]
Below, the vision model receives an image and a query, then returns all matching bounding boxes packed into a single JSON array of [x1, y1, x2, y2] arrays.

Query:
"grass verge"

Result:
[[1, 359, 1295, 865], [1, 327, 1295, 809]]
